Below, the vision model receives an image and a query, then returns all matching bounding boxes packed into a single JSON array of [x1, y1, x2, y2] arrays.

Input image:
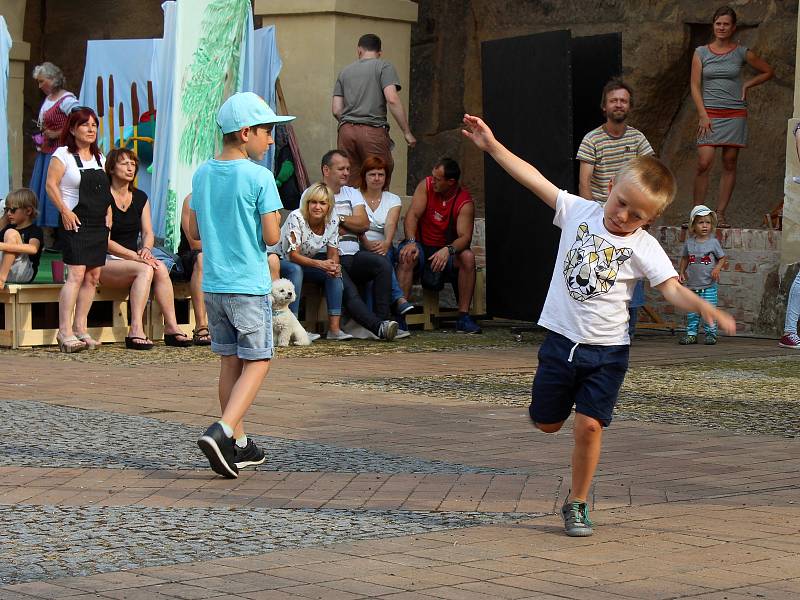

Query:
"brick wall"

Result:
[[645, 227, 783, 335]]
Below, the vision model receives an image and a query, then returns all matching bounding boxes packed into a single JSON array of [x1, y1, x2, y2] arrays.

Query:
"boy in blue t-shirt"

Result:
[[192, 92, 295, 479]]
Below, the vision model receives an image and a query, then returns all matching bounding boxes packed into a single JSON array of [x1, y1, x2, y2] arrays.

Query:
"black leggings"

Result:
[[340, 251, 392, 334]]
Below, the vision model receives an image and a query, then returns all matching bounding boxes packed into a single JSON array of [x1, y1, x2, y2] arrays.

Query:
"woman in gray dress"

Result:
[[691, 5, 773, 227]]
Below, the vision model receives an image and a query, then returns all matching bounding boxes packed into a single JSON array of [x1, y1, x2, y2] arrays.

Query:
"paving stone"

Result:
[[0, 504, 537, 586]]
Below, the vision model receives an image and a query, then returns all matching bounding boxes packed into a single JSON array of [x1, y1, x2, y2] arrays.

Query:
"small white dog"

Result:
[[271, 278, 312, 346]]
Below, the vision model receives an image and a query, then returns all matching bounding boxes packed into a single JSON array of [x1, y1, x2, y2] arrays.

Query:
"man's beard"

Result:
[[609, 110, 628, 124]]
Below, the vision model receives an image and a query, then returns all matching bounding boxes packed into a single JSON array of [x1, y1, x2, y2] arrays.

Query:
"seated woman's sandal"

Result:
[[164, 332, 193, 347], [125, 336, 154, 350], [192, 327, 212, 346]]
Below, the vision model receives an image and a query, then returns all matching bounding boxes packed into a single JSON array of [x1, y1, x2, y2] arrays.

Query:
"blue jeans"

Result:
[[784, 270, 800, 334], [299, 253, 343, 316], [279, 259, 303, 316], [205, 292, 274, 360]]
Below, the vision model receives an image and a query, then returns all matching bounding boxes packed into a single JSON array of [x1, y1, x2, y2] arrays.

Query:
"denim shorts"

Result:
[[530, 331, 630, 427], [205, 292, 274, 360]]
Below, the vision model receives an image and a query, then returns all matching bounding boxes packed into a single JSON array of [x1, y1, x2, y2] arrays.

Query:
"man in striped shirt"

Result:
[[577, 78, 654, 204]]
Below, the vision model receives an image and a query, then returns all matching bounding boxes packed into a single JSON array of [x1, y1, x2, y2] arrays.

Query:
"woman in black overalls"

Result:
[[45, 107, 112, 352]]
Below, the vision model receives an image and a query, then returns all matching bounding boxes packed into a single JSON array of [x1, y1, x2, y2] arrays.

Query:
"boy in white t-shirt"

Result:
[[462, 114, 736, 537]]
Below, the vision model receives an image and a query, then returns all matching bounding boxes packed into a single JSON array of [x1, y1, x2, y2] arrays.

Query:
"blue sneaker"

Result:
[[456, 314, 482, 334]]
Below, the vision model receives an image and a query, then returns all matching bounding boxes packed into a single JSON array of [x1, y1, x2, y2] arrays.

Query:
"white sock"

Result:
[[218, 420, 233, 437], [235, 435, 248, 448]]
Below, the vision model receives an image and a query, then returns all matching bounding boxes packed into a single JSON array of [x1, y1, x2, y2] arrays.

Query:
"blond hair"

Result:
[[615, 156, 676, 216], [299, 182, 334, 224], [5, 188, 39, 219]]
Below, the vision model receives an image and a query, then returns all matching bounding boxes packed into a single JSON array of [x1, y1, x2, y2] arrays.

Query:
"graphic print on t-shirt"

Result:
[[563, 223, 632, 302], [688, 252, 713, 265]]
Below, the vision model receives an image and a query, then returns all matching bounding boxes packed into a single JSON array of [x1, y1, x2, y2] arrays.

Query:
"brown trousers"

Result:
[[337, 122, 395, 188]]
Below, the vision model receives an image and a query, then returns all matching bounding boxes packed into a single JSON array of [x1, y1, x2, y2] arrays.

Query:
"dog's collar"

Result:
[[273, 309, 287, 316]]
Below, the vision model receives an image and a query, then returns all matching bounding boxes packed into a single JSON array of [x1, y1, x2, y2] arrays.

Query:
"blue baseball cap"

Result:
[[216, 92, 295, 134]]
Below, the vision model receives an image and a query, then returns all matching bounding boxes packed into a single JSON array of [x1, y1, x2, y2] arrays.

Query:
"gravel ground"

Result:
[[0, 504, 538, 585], [327, 356, 800, 437], [1, 399, 523, 473]]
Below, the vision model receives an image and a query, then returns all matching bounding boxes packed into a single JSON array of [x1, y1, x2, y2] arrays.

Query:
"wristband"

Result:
[[447, 244, 456, 256]]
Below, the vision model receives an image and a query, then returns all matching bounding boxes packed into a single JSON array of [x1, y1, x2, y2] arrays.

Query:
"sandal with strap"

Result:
[[192, 326, 212, 346], [164, 332, 192, 347], [76, 333, 102, 350], [56, 333, 86, 353], [125, 336, 154, 350]]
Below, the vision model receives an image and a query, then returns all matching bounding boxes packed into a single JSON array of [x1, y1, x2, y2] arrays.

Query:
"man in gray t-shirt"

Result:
[[332, 33, 416, 187]]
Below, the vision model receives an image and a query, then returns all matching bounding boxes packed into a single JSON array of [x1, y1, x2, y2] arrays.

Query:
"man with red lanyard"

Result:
[[397, 158, 481, 334]]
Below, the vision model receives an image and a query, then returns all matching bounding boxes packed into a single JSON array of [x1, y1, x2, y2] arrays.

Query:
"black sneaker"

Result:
[[233, 439, 266, 469], [197, 422, 238, 479]]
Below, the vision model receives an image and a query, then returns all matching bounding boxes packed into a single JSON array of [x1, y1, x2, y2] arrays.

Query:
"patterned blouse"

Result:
[[280, 209, 339, 258]]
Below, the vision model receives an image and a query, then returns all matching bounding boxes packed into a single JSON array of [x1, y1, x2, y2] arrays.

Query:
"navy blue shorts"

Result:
[[530, 331, 630, 427]]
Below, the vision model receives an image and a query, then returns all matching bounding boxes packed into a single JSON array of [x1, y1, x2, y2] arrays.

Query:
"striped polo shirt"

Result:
[[576, 125, 654, 203]]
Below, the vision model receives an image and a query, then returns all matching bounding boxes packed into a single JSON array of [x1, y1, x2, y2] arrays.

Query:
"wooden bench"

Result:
[[0, 282, 196, 349]]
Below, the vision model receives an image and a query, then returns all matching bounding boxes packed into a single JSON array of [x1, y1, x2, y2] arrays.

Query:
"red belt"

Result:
[[705, 107, 747, 119]]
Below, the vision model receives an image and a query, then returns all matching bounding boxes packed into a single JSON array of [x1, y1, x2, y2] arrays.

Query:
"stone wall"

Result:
[[408, 0, 797, 228], [645, 226, 786, 335]]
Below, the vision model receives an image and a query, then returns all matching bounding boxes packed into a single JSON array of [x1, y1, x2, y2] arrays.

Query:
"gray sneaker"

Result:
[[307, 332, 321, 342], [326, 329, 353, 341], [378, 320, 398, 341], [561, 499, 593, 537]]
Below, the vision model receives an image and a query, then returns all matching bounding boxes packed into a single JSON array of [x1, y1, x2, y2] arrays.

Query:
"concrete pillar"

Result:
[[1, 0, 30, 190], [782, 0, 800, 266], [253, 0, 418, 194]]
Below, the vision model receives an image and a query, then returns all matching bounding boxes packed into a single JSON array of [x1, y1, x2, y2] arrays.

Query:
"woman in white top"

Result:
[[280, 183, 351, 340], [45, 108, 112, 352], [357, 156, 414, 316]]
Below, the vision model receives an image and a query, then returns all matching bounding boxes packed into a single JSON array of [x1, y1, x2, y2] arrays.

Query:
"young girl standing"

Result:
[[679, 205, 728, 345]]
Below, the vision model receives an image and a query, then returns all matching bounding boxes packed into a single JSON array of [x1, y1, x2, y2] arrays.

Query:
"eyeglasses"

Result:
[[3, 207, 21, 213]]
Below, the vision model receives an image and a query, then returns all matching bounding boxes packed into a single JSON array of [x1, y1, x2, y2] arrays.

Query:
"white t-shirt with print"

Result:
[[280, 208, 339, 258], [538, 190, 677, 346], [361, 190, 402, 243], [333, 185, 367, 256], [51, 146, 106, 211]]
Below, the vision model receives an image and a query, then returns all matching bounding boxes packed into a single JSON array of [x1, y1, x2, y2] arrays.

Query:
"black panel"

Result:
[[570, 33, 623, 192], [482, 31, 572, 321]]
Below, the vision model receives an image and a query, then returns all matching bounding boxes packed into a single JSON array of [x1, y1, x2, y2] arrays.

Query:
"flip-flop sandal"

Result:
[[125, 336, 154, 350], [192, 326, 212, 346], [164, 332, 193, 347]]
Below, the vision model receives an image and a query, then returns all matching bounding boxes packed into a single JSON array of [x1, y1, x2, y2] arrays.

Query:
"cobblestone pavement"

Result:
[[0, 504, 535, 586], [328, 355, 800, 437], [1, 399, 520, 473]]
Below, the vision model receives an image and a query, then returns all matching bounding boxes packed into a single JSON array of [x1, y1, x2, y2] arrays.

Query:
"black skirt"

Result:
[[60, 225, 109, 267]]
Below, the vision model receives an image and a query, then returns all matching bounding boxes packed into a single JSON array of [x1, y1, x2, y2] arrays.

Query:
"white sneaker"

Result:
[[395, 329, 411, 339], [378, 320, 399, 341], [326, 330, 353, 341], [307, 332, 321, 342], [793, 176, 800, 184]]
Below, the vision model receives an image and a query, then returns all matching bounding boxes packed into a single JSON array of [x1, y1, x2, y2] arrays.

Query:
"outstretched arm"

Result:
[[461, 114, 559, 209], [656, 277, 736, 334]]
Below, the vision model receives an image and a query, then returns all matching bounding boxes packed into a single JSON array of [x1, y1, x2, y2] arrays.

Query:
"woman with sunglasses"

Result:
[[45, 107, 111, 352]]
